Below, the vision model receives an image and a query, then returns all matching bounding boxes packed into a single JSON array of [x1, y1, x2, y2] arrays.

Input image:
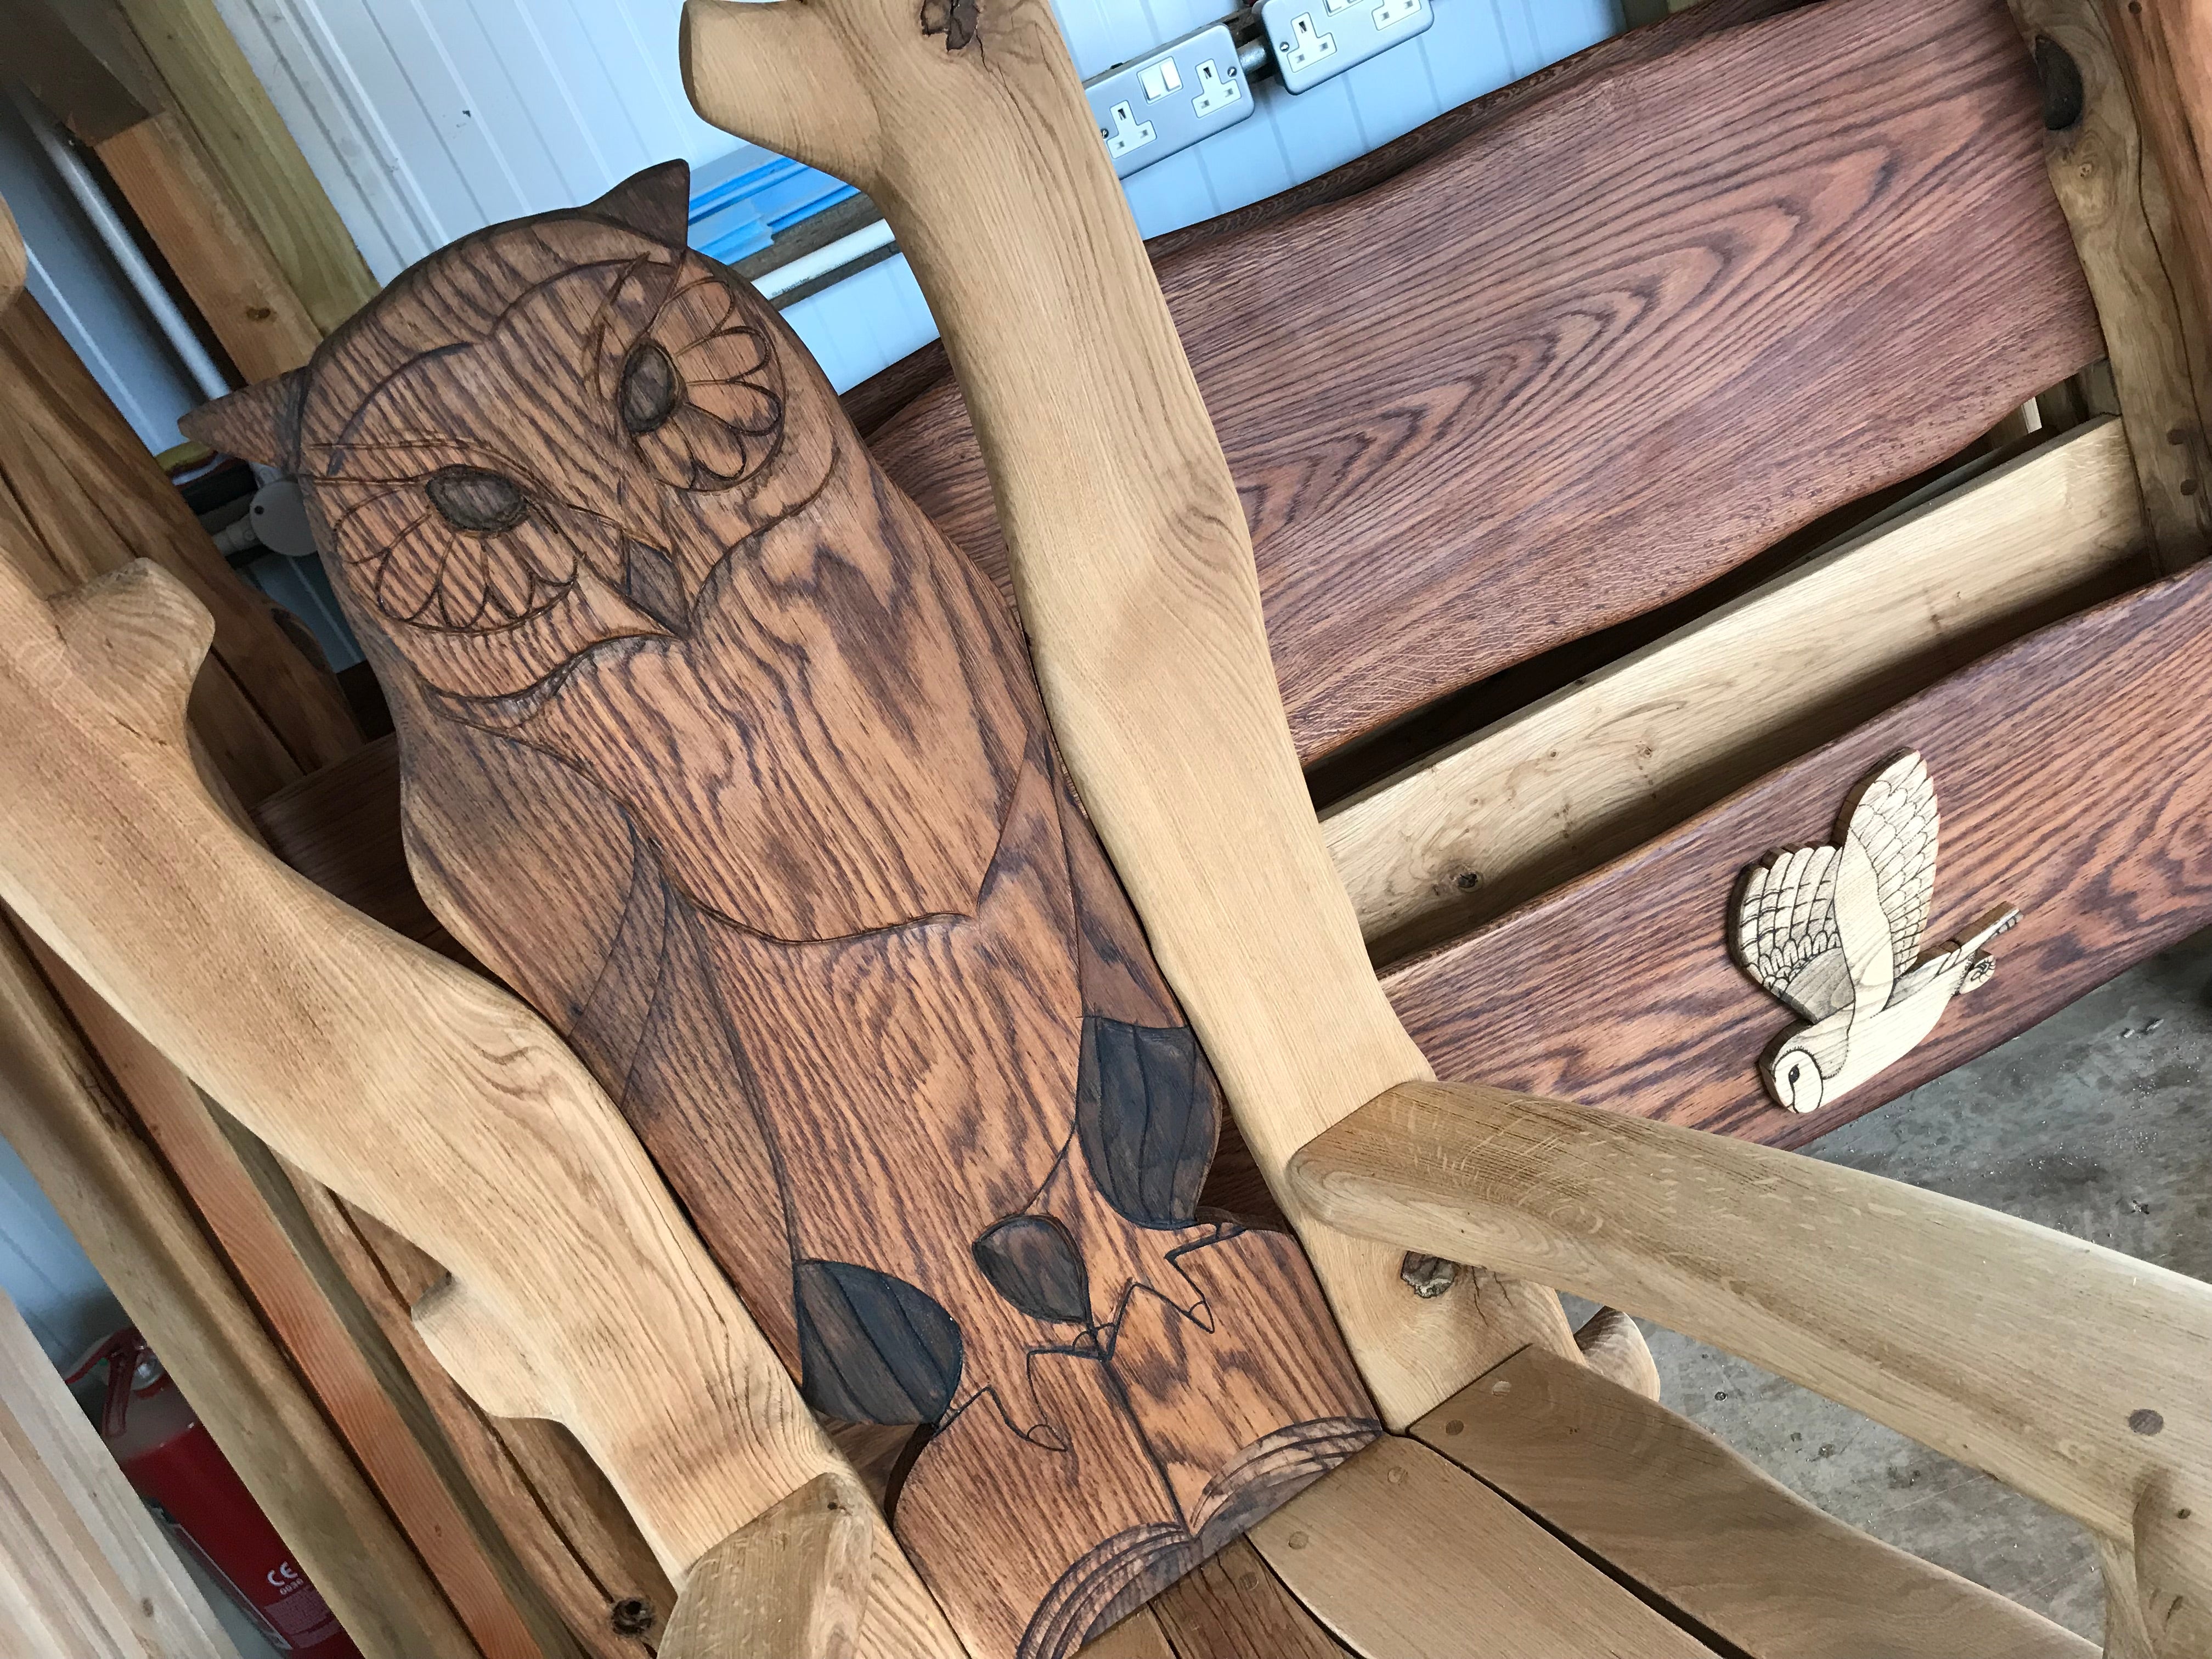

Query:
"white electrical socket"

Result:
[[1084, 21, 1255, 178]]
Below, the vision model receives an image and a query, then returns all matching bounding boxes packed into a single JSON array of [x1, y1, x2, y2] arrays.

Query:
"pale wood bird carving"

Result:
[[1730, 751, 2020, 1114]]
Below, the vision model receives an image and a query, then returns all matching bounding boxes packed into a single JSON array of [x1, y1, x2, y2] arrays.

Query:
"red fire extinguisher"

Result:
[[67, 1329, 363, 1657]]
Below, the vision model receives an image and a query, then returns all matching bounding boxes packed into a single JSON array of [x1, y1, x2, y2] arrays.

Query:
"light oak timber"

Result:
[[1250, 1434, 1717, 1657], [1380, 549, 2212, 1147], [24, 936, 569, 1659], [1417, 1342, 2095, 1659], [0, 1287, 243, 1659], [2010, 0, 2212, 570], [109, 0, 377, 335], [1570, 1308, 1661, 1402], [657, 1474, 872, 1659], [1073, 1610, 1177, 1659], [2106, 0, 2212, 385], [684, 0, 1578, 1442], [0, 924, 480, 1659], [1327, 417, 2152, 962], [0, 193, 19, 307], [854, 0, 2104, 764], [1291, 1078, 2212, 1658], [189, 168, 1378, 1659], [0, 291, 357, 794], [0, 555, 964, 1659]]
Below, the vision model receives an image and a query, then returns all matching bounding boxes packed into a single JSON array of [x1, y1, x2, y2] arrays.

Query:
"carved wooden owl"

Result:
[[185, 162, 1374, 1659]]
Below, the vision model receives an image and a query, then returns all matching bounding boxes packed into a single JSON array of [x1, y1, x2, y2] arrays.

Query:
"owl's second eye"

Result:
[[426, 465, 529, 535], [619, 341, 680, 435]]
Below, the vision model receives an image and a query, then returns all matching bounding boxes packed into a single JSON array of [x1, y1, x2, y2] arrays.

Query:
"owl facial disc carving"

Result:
[[1729, 751, 2021, 1115]]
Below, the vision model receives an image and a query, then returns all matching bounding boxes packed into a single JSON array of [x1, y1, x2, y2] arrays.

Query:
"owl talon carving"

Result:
[[1731, 752, 2021, 1116]]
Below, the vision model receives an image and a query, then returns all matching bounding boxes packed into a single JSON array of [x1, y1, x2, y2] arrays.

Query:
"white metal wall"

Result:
[[211, 0, 1621, 388]]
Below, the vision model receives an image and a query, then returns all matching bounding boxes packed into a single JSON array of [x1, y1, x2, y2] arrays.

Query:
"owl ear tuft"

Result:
[[182, 370, 306, 471], [588, 161, 692, 249]]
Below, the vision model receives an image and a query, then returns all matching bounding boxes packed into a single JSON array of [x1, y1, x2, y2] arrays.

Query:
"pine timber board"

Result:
[[194, 167, 1378, 1659], [1414, 1344, 2095, 1659], [1382, 555, 2212, 1146], [861, 0, 2106, 763], [1328, 417, 2154, 963]]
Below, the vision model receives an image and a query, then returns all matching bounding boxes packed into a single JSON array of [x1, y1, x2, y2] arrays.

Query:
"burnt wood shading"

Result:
[[862, 0, 2106, 763], [185, 163, 1376, 1659]]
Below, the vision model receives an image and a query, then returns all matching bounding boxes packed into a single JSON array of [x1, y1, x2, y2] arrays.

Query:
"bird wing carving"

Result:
[[1842, 752, 1940, 999], [1731, 843, 1854, 1024]]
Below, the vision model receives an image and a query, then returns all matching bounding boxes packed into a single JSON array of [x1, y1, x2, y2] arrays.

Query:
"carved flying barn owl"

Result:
[[1730, 751, 2021, 1115], [184, 163, 1374, 1659]]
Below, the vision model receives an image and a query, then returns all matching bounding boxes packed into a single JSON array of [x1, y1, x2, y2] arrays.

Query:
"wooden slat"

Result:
[[1327, 418, 2152, 962], [0, 923, 480, 1659], [1382, 552, 2212, 1144], [1413, 1343, 2095, 1659], [1250, 1434, 1717, 1657], [2106, 0, 2212, 376], [2009, 0, 2212, 569], [656, 1475, 872, 1659], [1146, 1539, 1348, 1659], [0, 1286, 242, 1659], [862, 0, 2104, 763], [110, 0, 377, 336], [24, 939, 569, 1659], [1288, 1079, 2212, 1655]]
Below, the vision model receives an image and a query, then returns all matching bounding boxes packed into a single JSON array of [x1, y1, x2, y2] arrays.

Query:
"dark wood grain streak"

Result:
[[1384, 560, 2212, 1148], [864, 0, 2104, 763], [193, 164, 1373, 1659], [836, 0, 1807, 440]]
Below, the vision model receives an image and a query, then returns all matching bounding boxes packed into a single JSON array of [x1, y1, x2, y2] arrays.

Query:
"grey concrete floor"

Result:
[[1612, 928, 2212, 1641]]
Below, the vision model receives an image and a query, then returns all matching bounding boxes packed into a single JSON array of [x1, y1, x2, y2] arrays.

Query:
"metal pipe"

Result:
[[8, 85, 230, 403]]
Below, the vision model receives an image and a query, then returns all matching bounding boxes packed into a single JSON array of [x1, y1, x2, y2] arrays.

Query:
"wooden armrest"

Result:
[[0, 549, 959, 1658], [1288, 1078, 2212, 1654]]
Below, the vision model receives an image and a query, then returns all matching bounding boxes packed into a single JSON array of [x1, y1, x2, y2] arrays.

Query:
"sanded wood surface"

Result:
[[1145, 1539, 1346, 1659], [860, 0, 2103, 763], [2012, 0, 2212, 570], [658, 1474, 872, 1659], [0, 1288, 242, 1659], [1415, 1343, 2094, 1659], [0, 551, 965, 1659], [1383, 555, 2212, 1144], [1251, 1433, 1717, 1657], [686, 0, 1578, 1450], [193, 168, 1375, 1659], [0, 924, 480, 1659], [1291, 1079, 2212, 1654], [2107, 0, 2212, 386], [1327, 418, 2151, 961]]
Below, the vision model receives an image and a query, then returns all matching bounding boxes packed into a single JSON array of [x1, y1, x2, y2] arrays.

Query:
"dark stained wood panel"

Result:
[[191, 166, 1376, 1659], [1383, 562, 2212, 1148], [864, 0, 2104, 763]]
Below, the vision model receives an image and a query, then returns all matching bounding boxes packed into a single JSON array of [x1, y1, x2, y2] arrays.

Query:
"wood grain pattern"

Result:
[[1325, 417, 2151, 962], [190, 167, 1376, 1659], [1290, 1078, 2212, 1657], [1145, 1538, 1347, 1659], [657, 1474, 873, 1659], [0, 548, 967, 1659], [1413, 1343, 2096, 1659], [1569, 1308, 1661, 1402], [1382, 555, 2212, 1147], [2106, 0, 2212, 397], [685, 0, 1579, 1443], [0, 1287, 243, 1659], [2012, 0, 2212, 570], [1250, 1434, 1717, 1657], [860, 0, 2105, 763], [0, 923, 481, 1659]]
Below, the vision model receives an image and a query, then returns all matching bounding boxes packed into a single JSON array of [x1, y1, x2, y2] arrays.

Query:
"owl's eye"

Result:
[[425, 465, 529, 535], [619, 341, 680, 435]]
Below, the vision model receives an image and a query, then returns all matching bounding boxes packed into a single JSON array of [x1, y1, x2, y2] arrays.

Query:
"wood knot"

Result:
[[919, 0, 979, 50], [2129, 1408, 2165, 1436], [610, 1596, 656, 1636]]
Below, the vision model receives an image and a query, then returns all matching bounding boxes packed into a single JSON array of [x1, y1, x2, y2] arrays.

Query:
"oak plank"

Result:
[[2105, 0, 2212, 381], [2008, 0, 2212, 569], [1147, 1538, 1347, 1659], [1250, 1434, 1717, 1657], [657, 1474, 873, 1659], [1326, 417, 2152, 963], [687, 0, 1579, 1447], [1290, 1079, 2212, 1656], [1414, 1342, 2095, 1659], [1383, 555, 2212, 1146], [194, 165, 1378, 1659], [861, 0, 2104, 763], [0, 1286, 243, 1659], [0, 922, 480, 1659]]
